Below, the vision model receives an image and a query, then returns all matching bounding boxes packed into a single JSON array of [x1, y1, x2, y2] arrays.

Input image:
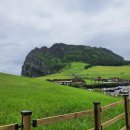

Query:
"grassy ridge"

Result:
[[43, 62, 130, 85], [81, 65, 130, 79], [0, 72, 125, 129]]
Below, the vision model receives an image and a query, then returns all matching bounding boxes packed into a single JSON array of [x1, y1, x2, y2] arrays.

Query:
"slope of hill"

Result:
[[0, 73, 124, 129], [22, 43, 125, 77], [43, 62, 130, 82]]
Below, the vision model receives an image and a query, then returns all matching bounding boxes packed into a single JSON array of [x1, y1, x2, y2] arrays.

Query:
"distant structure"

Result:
[[48, 78, 85, 86], [48, 79, 72, 86], [103, 86, 129, 96], [90, 76, 129, 85]]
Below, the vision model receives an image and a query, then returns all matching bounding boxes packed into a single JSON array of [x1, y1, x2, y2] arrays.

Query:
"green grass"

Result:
[[43, 62, 130, 85], [81, 65, 130, 79], [43, 62, 87, 79], [0, 72, 126, 129]]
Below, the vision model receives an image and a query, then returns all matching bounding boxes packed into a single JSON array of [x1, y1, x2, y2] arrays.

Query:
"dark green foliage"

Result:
[[49, 43, 124, 66], [70, 83, 82, 88], [40, 43, 125, 67], [85, 83, 119, 89], [37, 52, 66, 72], [84, 64, 92, 69], [123, 60, 130, 65]]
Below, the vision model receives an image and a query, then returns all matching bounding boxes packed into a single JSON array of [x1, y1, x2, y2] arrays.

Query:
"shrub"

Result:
[[85, 83, 119, 89], [84, 64, 92, 69], [70, 83, 82, 88]]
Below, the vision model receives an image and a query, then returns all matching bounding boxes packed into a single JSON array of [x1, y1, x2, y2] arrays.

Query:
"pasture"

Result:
[[43, 62, 130, 85], [0, 72, 126, 129]]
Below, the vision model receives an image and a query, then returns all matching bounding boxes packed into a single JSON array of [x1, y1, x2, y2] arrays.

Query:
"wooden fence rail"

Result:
[[100, 100, 124, 112], [0, 123, 19, 130], [90, 95, 129, 130], [0, 94, 130, 130], [101, 113, 125, 129], [32, 109, 93, 127], [121, 126, 127, 130]]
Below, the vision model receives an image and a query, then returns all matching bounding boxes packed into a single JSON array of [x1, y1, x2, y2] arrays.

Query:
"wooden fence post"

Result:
[[21, 110, 32, 130], [93, 102, 101, 130], [124, 94, 130, 130]]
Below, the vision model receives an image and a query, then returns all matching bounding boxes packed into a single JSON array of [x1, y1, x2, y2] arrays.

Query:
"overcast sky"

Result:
[[0, 0, 130, 75]]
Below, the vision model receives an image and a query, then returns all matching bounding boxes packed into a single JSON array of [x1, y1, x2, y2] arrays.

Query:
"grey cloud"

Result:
[[0, 33, 6, 39], [0, 0, 130, 75]]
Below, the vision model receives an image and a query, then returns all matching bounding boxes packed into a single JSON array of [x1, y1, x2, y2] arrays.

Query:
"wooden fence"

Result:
[[0, 94, 130, 130]]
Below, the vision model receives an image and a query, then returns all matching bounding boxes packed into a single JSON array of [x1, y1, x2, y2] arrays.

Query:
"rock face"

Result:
[[21, 43, 125, 77], [22, 48, 49, 77]]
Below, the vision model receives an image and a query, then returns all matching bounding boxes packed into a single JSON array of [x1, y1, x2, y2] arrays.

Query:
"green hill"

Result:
[[43, 62, 130, 84], [0, 72, 125, 129], [22, 43, 126, 77]]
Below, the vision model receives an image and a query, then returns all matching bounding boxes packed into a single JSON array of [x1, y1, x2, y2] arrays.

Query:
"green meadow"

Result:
[[0, 71, 126, 130], [43, 62, 130, 84]]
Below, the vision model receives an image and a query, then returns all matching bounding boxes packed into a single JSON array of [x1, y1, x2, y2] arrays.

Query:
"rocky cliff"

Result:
[[21, 43, 124, 77]]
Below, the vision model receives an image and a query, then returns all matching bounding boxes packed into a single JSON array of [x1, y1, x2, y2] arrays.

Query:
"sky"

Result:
[[0, 0, 130, 75]]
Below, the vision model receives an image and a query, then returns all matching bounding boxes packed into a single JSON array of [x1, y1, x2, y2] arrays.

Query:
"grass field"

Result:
[[43, 62, 130, 84], [0, 72, 126, 130]]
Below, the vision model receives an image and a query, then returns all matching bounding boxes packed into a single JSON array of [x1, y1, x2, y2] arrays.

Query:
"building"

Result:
[[48, 78, 85, 86], [47, 79, 73, 86]]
